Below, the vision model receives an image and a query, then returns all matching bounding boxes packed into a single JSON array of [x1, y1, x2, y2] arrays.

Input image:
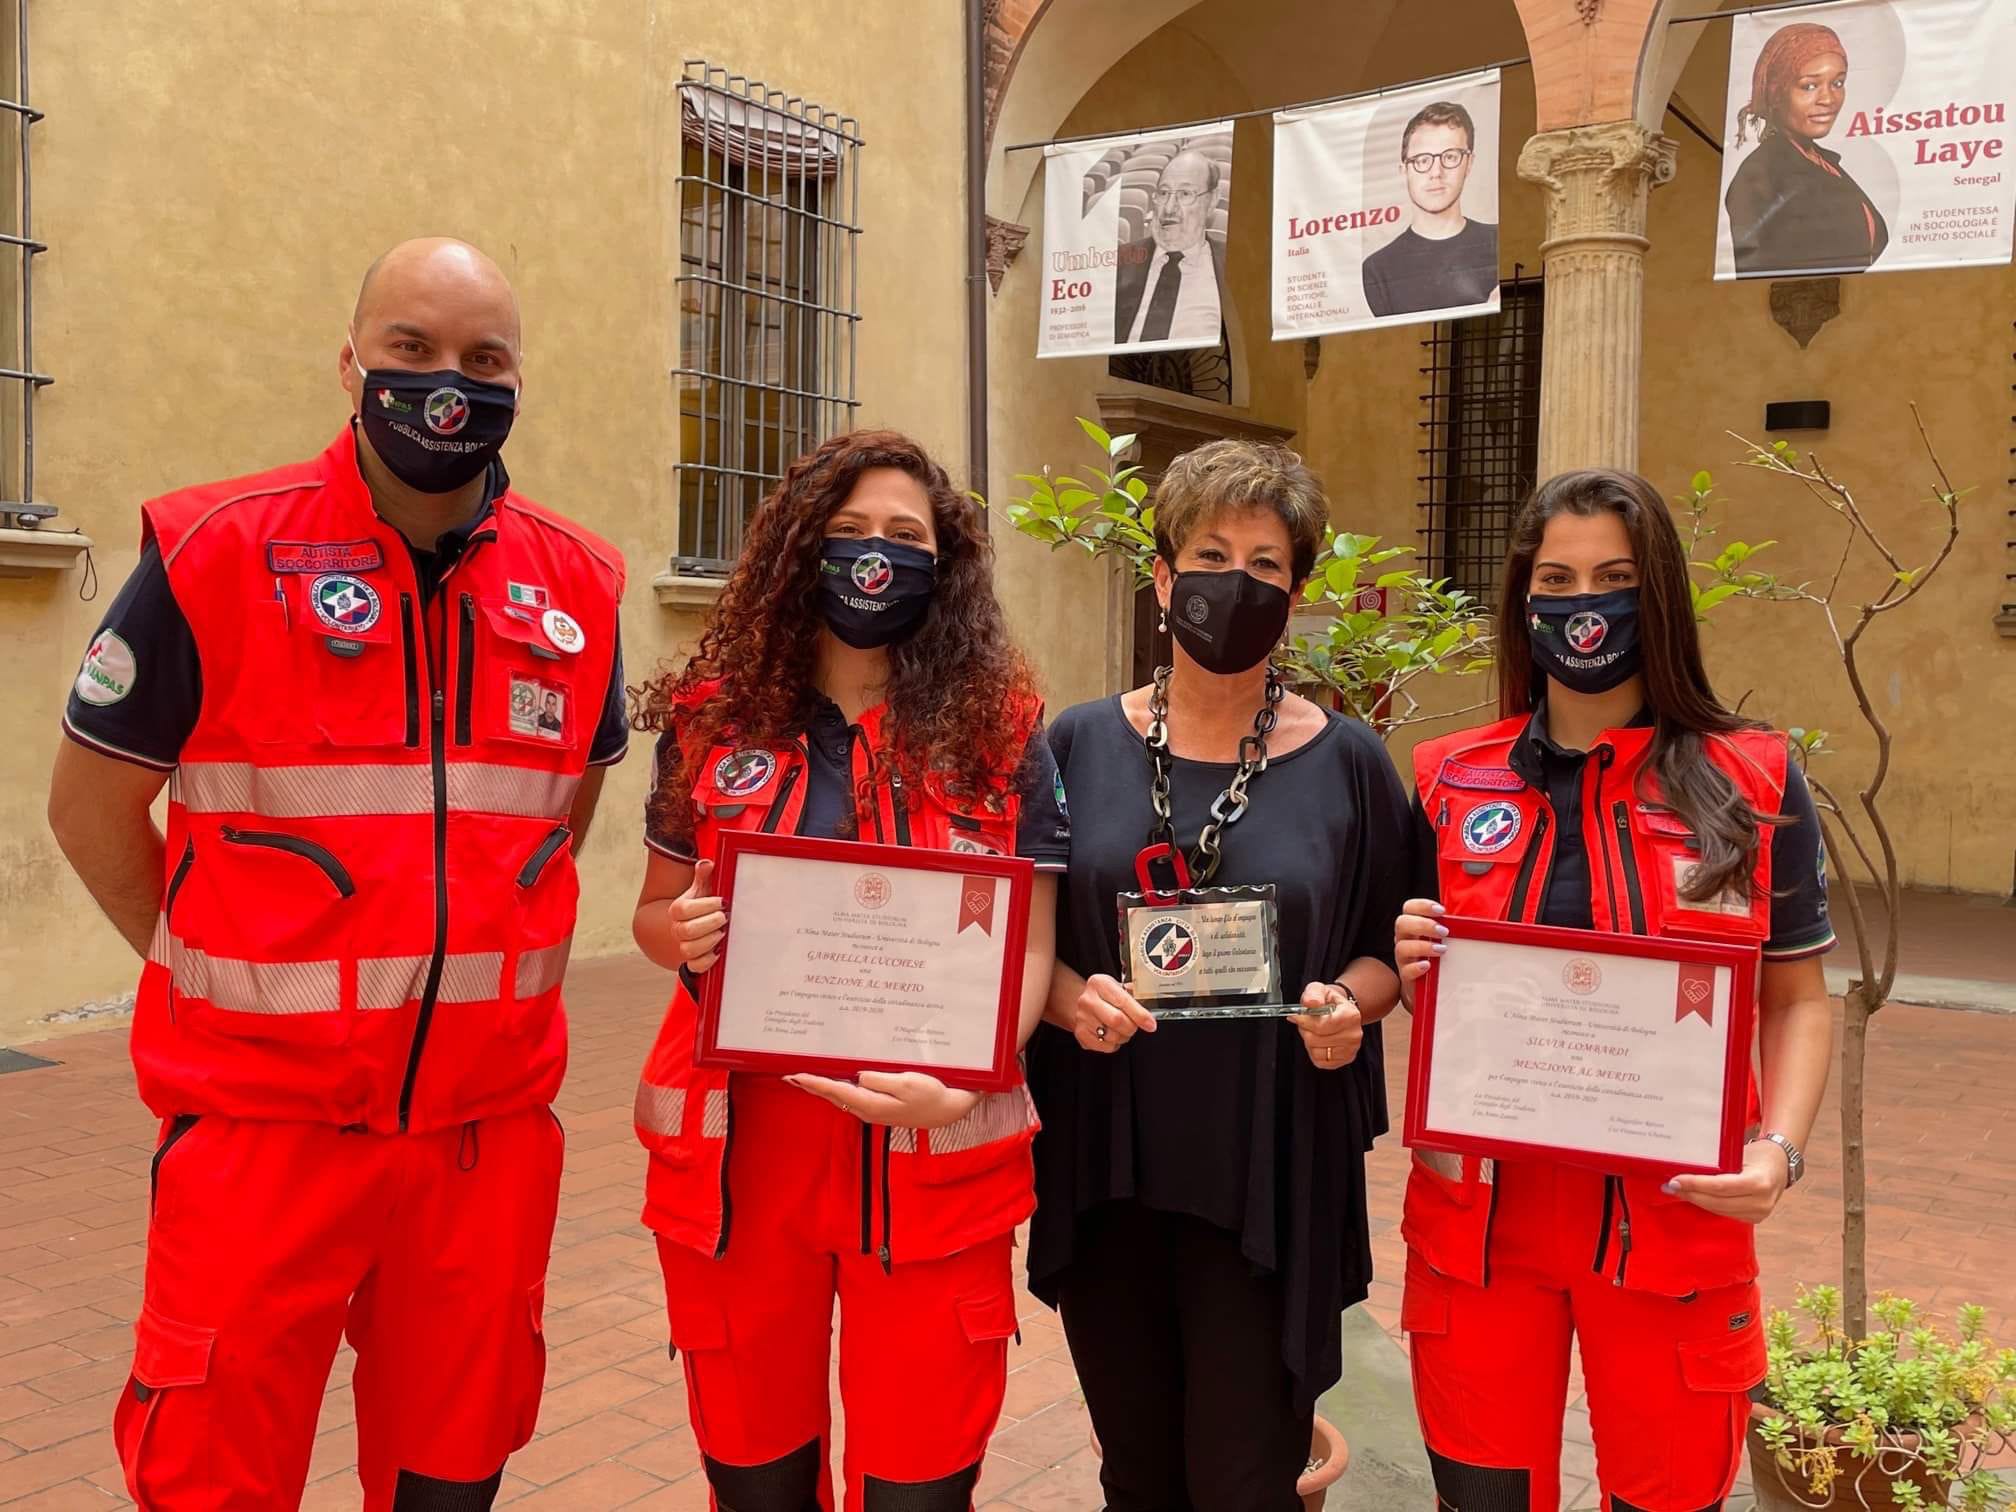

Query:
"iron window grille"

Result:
[[1109, 335, 1234, 405], [0, 0, 49, 531], [1417, 269, 1543, 605], [672, 62, 860, 575]]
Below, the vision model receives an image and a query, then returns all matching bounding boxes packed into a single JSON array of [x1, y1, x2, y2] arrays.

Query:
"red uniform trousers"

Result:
[[654, 1075, 1019, 1512], [115, 1108, 563, 1509], [1404, 1160, 1765, 1512]]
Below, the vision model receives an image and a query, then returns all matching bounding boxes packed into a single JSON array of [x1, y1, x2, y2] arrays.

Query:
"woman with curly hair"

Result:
[[1725, 21, 1889, 276], [628, 429, 1066, 1512]]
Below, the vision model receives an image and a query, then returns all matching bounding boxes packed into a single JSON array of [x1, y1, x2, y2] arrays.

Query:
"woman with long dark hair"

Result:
[[628, 430, 1066, 1511], [1394, 469, 1835, 1510], [1725, 21, 1889, 276], [1028, 439, 1410, 1511]]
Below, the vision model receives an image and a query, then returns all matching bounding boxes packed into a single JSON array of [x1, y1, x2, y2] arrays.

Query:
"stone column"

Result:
[[1516, 120, 1678, 476]]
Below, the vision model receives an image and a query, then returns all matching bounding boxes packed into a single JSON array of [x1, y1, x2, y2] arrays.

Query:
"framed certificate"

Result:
[[1405, 917, 1759, 1180], [694, 830, 1034, 1092]]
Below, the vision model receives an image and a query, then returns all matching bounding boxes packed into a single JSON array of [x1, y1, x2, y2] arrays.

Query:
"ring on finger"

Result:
[[1096, 1025, 1108, 1041]]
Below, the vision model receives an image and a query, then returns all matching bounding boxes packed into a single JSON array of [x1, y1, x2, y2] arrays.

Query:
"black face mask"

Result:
[[819, 537, 937, 649], [1166, 569, 1292, 675], [1526, 588, 1643, 694], [355, 363, 517, 494]]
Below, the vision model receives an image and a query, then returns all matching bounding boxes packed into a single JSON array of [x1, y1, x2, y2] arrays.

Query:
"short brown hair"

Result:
[[1402, 101, 1476, 158], [1152, 439, 1327, 584]]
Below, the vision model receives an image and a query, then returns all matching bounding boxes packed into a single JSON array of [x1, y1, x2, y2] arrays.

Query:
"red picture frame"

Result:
[[694, 830, 1034, 1093], [1404, 915, 1760, 1180]]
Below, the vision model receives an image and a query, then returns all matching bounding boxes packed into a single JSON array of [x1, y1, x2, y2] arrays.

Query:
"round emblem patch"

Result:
[[424, 386, 471, 436], [541, 609, 585, 655], [853, 872, 892, 910], [851, 552, 893, 596], [1565, 611, 1609, 654], [712, 748, 777, 799], [1184, 594, 1210, 625], [1562, 958, 1603, 996], [75, 631, 137, 707], [309, 573, 382, 633], [1460, 800, 1522, 856], [1142, 917, 1196, 977]]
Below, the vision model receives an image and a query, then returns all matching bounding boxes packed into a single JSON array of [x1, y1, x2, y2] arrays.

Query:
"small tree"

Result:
[[1688, 407, 1964, 1342], [1003, 418, 1493, 737]]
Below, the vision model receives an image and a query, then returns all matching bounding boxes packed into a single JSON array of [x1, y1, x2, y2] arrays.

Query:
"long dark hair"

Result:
[[632, 430, 1039, 846], [1496, 469, 1781, 903]]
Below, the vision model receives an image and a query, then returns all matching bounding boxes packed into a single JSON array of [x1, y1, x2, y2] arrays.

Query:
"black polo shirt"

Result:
[[1411, 709, 1834, 960], [63, 452, 629, 772], [645, 694, 1071, 869]]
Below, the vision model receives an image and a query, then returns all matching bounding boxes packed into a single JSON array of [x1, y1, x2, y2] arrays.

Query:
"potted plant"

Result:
[[1749, 1287, 2016, 1511]]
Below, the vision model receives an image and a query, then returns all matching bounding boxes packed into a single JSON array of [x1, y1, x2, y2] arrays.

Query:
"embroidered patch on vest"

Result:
[[267, 540, 384, 574], [1437, 758, 1524, 793], [712, 748, 777, 798], [309, 573, 382, 633], [1460, 800, 1522, 855]]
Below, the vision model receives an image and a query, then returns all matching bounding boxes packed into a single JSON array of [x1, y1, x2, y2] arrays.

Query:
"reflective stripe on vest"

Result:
[[154, 933, 571, 1016], [887, 1087, 1039, 1155], [633, 1082, 729, 1140], [176, 761, 579, 822]]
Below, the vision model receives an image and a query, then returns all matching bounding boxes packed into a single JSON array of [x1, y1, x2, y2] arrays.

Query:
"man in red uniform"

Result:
[[47, 238, 629, 1509]]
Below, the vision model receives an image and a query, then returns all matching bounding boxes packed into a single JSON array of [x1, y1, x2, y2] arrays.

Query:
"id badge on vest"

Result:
[[1117, 845, 1286, 1019]]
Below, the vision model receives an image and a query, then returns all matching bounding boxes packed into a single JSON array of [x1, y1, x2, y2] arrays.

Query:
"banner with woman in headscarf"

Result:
[[1715, 0, 2016, 278]]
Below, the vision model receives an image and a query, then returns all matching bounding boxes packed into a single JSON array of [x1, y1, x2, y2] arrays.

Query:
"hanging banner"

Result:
[[1715, 0, 2016, 279], [1038, 122, 1237, 359], [1271, 69, 1502, 339]]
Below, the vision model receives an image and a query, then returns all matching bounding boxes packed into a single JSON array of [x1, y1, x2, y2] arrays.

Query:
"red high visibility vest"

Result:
[[635, 697, 1041, 1264], [1405, 715, 1786, 1295], [134, 431, 624, 1134]]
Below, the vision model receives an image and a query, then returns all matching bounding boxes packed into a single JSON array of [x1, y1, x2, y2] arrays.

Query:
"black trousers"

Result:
[[1056, 1201, 1307, 1512]]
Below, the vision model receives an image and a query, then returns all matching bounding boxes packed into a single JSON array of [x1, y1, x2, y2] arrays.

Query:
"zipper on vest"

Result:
[[219, 828, 356, 898], [1506, 809, 1550, 922], [1613, 1180, 1634, 1287], [164, 837, 195, 925], [1593, 1173, 1617, 1275], [1612, 802, 1647, 934], [400, 595, 419, 749], [455, 593, 476, 746], [859, 1122, 875, 1257], [879, 1126, 893, 1273], [889, 769, 913, 847], [713, 1087, 735, 1259], [1592, 748, 1620, 931], [517, 824, 571, 889], [1480, 1168, 1500, 1286], [759, 765, 801, 835]]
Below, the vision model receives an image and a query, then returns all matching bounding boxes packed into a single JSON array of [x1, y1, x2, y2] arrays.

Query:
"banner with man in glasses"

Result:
[[1272, 69, 1502, 338], [1038, 121, 1237, 359]]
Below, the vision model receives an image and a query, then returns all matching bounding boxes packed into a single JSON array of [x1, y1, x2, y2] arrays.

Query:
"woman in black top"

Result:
[[1027, 439, 1411, 1512], [1725, 22, 1889, 276]]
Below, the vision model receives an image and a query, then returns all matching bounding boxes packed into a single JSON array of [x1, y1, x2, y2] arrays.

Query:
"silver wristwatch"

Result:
[[1753, 1131, 1805, 1187]]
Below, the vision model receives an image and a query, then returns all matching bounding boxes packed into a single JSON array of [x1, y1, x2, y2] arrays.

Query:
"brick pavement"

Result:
[[2, 954, 2012, 1509]]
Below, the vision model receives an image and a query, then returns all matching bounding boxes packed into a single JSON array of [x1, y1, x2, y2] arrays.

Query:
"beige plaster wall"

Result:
[[0, 0, 968, 1043]]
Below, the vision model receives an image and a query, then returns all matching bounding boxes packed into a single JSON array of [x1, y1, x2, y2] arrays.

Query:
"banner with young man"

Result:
[[1271, 69, 1502, 338], [1714, 0, 2016, 279], [1038, 121, 1238, 359]]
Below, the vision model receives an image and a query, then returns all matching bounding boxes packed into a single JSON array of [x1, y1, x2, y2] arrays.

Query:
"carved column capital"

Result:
[[984, 215, 1030, 294], [1517, 121, 1677, 251]]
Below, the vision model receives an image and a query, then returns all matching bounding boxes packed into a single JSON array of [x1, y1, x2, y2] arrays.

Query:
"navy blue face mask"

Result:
[[1526, 588, 1642, 694], [819, 537, 937, 648]]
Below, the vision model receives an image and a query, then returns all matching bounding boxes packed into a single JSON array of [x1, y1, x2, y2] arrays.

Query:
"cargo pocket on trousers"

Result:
[[510, 1280, 548, 1453], [1400, 1259, 1452, 1338], [664, 1292, 730, 1444], [1676, 1290, 1767, 1500], [114, 1303, 216, 1501], [956, 1288, 1021, 1351]]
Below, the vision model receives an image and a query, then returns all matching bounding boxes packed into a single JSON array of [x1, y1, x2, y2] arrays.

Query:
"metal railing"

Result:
[[671, 61, 860, 575], [1416, 268, 1543, 605]]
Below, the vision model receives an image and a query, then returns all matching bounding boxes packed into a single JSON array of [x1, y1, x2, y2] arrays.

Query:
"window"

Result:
[[674, 63, 860, 573], [1108, 339, 1234, 405], [0, 0, 48, 528], [1417, 272, 1543, 603]]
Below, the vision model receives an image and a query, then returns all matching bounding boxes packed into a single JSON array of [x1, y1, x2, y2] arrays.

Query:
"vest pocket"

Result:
[[257, 581, 410, 750], [1638, 809, 1769, 940], [467, 599, 587, 753], [506, 822, 580, 1016]]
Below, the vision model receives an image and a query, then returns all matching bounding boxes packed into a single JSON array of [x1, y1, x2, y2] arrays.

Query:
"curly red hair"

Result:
[[632, 430, 1041, 847]]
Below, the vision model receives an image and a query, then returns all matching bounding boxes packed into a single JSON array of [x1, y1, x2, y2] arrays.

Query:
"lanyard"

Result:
[[1139, 663, 1283, 891]]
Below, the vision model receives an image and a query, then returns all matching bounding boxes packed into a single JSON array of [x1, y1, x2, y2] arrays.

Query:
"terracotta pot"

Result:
[[1090, 1415, 1350, 1511], [1745, 1401, 1952, 1512]]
